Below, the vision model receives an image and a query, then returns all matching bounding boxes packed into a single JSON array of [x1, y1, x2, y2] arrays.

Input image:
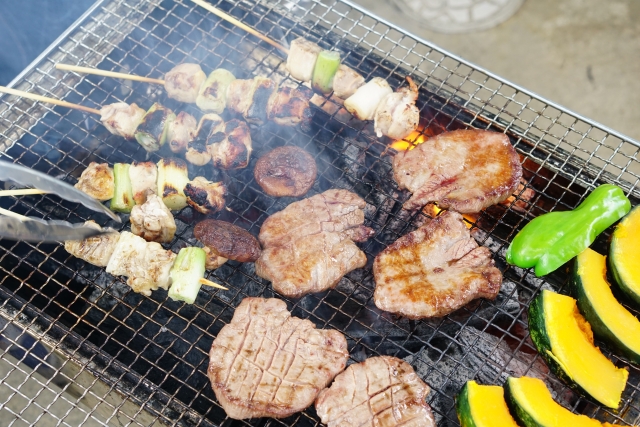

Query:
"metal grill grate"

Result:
[[0, 0, 640, 426]]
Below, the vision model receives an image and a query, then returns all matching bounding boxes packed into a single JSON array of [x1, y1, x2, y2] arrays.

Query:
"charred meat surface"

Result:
[[315, 356, 436, 427], [164, 63, 206, 104], [130, 194, 176, 243], [129, 161, 157, 205], [255, 189, 374, 298], [74, 162, 114, 201], [167, 111, 197, 153], [184, 176, 226, 214], [208, 297, 349, 420], [286, 37, 322, 82], [373, 211, 502, 318], [99, 102, 145, 140], [254, 146, 317, 197], [267, 85, 313, 128], [244, 76, 277, 125], [208, 119, 252, 170], [374, 76, 420, 140], [194, 219, 261, 262], [186, 113, 224, 166], [393, 129, 522, 213], [64, 221, 119, 267]]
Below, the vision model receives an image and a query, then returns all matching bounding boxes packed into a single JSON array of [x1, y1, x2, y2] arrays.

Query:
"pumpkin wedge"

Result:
[[505, 376, 604, 427], [609, 206, 640, 307], [570, 248, 640, 363], [456, 380, 519, 427], [528, 290, 628, 408]]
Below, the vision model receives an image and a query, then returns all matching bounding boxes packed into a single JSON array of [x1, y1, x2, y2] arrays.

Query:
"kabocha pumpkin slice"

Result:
[[570, 248, 640, 363], [609, 205, 640, 307], [528, 290, 628, 408], [504, 376, 603, 427], [456, 380, 519, 427]]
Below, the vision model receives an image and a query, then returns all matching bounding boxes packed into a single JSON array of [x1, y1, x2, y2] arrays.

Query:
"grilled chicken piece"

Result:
[[332, 64, 365, 99], [129, 161, 157, 205], [286, 38, 322, 82], [208, 119, 252, 170], [225, 79, 255, 116], [316, 356, 436, 427], [344, 77, 393, 121], [184, 176, 226, 214], [99, 102, 145, 140], [374, 76, 419, 139], [74, 162, 114, 201], [208, 297, 349, 420], [244, 76, 277, 125], [167, 111, 197, 153], [64, 221, 119, 267], [203, 247, 227, 270], [393, 129, 522, 213], [194, 219, 261, 262], [373, 211, 502, 319], [106, 231, 176, 296], [196, 68, 236, 113], [254, 146, 317, 197], [130, 194, 176, 243], [255, 189, 374, 298], [164, 63, 206, 103], [186, 113, 225, 166], [267, 86, 313, 128]]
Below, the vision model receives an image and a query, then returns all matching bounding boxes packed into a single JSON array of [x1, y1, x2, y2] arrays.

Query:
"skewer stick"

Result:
[[190, 0, 289, 54], [0, 86, 101, 115], [0, 207, 31, 222], [0, 189, 48, 197], [199, 277, 228, 290], [56, 64, 166, 85]]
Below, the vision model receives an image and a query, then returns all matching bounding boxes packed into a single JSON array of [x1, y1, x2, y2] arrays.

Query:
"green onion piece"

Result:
[[135, 103, 173, 152], [168, 247, 206, 304], [110, 163, 135, 213], [312, 50, 341, 94], [157, 158, 190, 211]]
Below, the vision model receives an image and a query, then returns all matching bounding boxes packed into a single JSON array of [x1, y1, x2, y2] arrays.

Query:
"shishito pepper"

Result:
[[506, 184, 631, 276]]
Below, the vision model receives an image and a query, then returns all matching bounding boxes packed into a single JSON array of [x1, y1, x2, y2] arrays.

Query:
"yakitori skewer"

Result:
[[56, 64, 165, 85], [0, 207, 30, 221], [0, 189, 48, 197], [0, 86, 101, 115]]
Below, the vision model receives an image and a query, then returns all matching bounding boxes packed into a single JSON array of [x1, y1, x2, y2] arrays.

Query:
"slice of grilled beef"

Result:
[[208, 297, 349, 420]]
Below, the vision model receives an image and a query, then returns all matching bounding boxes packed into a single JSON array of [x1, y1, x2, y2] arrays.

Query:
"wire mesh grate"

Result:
[[0, 0, 640, 426]]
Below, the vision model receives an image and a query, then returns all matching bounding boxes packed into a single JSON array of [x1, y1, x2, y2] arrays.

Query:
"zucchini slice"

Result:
[[504, 376, 602, 427], [570, 247, 640, 363], [528, 289, 628, 408], [609, 206, 640, 307], [456, 381, 519, 427]]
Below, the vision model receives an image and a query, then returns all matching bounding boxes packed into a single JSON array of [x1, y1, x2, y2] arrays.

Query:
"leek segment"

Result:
[[157, 158, 189, 211], [312, 50, 341, 94], [168, 247, 206, 304]]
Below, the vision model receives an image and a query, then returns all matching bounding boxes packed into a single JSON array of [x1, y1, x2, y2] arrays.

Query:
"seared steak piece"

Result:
[[374, 211, 502, 318], [208, 297, 349, 420], [255, 189, 374, 297], [254, 146, 317, 197], [316, 356, 435, 427], [194, 219, 261, 262], [393, 129, 522, 213]]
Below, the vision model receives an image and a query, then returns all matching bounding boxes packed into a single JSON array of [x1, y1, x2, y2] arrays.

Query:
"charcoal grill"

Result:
[[1, 0, 639, 426]]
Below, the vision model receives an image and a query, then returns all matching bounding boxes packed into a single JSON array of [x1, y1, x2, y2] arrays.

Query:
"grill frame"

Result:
[[1, 0, 640, 426]]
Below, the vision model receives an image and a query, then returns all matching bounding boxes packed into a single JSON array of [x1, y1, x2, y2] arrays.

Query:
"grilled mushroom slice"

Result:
[[167, 111, 197, 153], [164, 63, 206, 103], [254, 146, 317, 197], [196, 68, 236, 113], [99, 102, 146, 140], [74, 162, 114, 202], [135, 103, 175, 152], [194, 219, 261, 262], [184, 176, 226, 214]]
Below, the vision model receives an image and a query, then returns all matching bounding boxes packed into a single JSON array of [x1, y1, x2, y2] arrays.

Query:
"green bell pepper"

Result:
[[506, 184, 631, 276]]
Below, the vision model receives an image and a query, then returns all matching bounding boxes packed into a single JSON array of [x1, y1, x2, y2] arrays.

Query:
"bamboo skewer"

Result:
[[199, 277, 229, 290], [0, 86, 101, 115], [56, 64, 166, 85], [0, 207, 31, 221], [0, 189, 48, 197], [190, 0, 289, 54]]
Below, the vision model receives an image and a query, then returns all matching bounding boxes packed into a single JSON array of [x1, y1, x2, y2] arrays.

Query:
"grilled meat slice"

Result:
[[393, 129, 522, 213], [74, 162, 114, 201], [164, 63, 206, 103], [208, 119, 252, 170], [130, 194, 176, 243], [194, 219, 261, 262], [64, 221, 119, 267], [225, 79, 255, 115], [106, 231, 176, 296], [286, 37, 322, 82], [374, 76, 419, 140], [244, 76, 277, 125], [267, 86, 313, 128], [316, 356, 436, 427], [208, 297, 349, 419], [254, 146, 317, 197], [256, 189, 374, 297], [332, 64, 365, 99], [373, 211, 502, 319], [129, 161, 157, 205], [99, 102, 145, 140], [184, 176, 226, 214], [167, 111, 197, 153]]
